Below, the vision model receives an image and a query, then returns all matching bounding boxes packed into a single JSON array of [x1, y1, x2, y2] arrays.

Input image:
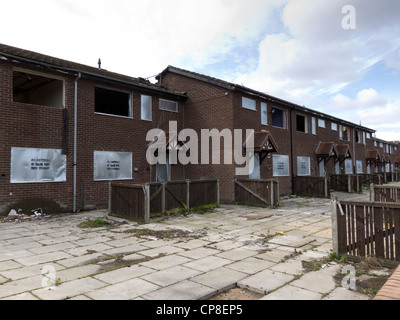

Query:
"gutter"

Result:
[[73, 72, 81, 213]]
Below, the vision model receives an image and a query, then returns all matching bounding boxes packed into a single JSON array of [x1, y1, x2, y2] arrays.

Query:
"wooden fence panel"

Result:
[[109, 179, 219, 223], [333, 200, 400, 262], [189, 180, 218, 208], [110, 184, 146, 223], [234, 178, 279, 207], [374, 185, 400, 203], [294, 176, 329, 198]]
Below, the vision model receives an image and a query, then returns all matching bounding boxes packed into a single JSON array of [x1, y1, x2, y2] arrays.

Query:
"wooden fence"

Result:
[[294, 176, 330, 198], [332, 199, 400, 262], [109, 179, 219, 223], [234, 178, 279, 207], [372, 185, 400, 203]]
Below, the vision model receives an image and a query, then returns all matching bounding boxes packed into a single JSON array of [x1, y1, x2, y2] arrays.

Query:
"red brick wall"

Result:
[[0, 60, 185, 214], [159, 71, 236, 202]]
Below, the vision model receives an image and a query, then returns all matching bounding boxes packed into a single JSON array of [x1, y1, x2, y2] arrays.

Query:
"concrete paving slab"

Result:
[[177, 247, 220, 260], [290, 265, 341, 294], [183, 256, 232, 272], [141, 266, 202, 287], [33, 277, 106, 300], [139, 245, 184, 258], [260, 285, 322, 300], [323, 287, 370, 300], [86, 278, 159, 300], [14, 251, 73, 267], [270, 259, 305, 276], [226, 257, 275, 275], [141, 280, 215, 300], [238, 270, 294, 295], [267, 235, 316, 248], [191, 267, 248, 292], [139, 254, 192, 270], [216, 248, 258, 261], [94, 265, 154, 284]]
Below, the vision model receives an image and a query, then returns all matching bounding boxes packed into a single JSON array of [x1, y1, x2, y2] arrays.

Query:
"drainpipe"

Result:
[[73, 73, 81, 213], [289, 108, 295, 195]]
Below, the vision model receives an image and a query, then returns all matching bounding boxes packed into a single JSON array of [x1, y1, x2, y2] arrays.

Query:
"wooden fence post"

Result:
[[324, 177, 329, 198], [270, 179, 275, 207], [331, 197, 339, 255], [144, 184, 150, 224], [186, 180, 190, 211], [108, 181, 112, 215], [217, 178, 220, 206], [161, 182, 166, 215], [370, 183, 375, 202], [348, 175, 352, 193]]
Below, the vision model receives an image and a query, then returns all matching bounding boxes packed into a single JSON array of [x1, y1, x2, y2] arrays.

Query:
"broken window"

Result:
[[95, 87, 132, 117], [13, 70, 64, 108], [271, 107, 286, 128], [340, 125, 350, 141], [159, 99, 178, 112], [296, 114, 308, 133]]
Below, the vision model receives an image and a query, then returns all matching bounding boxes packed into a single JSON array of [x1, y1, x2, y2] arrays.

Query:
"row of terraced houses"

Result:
[[0, 43, 399, 215]]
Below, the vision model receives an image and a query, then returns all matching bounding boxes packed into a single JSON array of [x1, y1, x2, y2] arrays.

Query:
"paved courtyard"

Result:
[[0, 191, 377, 300]]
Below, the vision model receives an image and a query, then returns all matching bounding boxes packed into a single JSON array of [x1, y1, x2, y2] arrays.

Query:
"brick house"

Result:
[[0, 44, 187, 215], [157, 66, 384, 199], [0, 44, 399, 214]]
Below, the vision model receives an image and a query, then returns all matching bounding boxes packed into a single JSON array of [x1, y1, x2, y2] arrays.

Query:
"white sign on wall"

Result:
[[345, 159, 353, 175], [273, 154, 290, 177], [11, 147, 67, 183], [94, 151, 132, 181], [297, 156, 311, 176]]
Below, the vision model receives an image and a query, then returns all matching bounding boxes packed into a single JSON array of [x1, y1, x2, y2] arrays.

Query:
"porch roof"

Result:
[[335, 144, 352, 159], [245, 131, 278, 154]]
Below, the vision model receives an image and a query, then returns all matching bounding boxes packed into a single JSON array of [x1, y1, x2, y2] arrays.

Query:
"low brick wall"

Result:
[[374, 265, 400, 300]]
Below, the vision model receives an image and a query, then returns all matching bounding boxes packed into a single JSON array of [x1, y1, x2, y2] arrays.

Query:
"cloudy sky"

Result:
[[1, 0, 399, 141]]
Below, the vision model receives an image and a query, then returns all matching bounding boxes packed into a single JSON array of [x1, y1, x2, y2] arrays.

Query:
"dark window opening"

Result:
[[95, 87, 131, 117], [13, 70, 64, 108], [296, 114, 307, 133], [272, 107, 285, 128]]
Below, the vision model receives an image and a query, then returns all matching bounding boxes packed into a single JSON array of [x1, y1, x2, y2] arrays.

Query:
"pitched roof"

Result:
[[159, 65, 375, 133], [316, 142, 335, 158], [335, 144, 352, 159], [0, 43, 187, 100]]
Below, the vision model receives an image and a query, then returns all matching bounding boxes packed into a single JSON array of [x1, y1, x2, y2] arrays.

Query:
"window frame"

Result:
[[242, 97, 257, 111], [296, 114, 308, 133], [13, 68, 66, 109], [159, 98, 179, 113], [271, 107, 286, 129], [94, 86, 133, 119], [261, 102, 268, 126], [141, 95, 153, 121], [318, 119, 326, 128]]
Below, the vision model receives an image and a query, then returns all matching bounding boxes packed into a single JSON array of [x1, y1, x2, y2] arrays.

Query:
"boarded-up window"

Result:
[[273, 155, 290, 177], [345, 159, 353, 175], [94, 151, 132, 181], [10, 148, 66, 183], [297, 156, 310, 176], [159, 99, 178, 112]]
